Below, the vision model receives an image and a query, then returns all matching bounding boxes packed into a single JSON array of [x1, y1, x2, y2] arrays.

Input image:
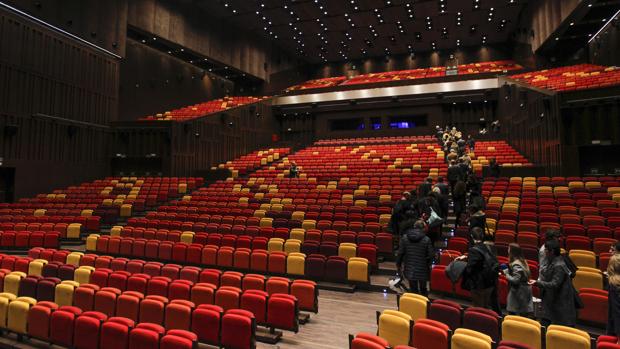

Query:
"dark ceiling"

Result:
[[199, 0, 529, 63]]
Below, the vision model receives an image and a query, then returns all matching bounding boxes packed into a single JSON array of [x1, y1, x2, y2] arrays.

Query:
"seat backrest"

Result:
[[378, 311, 411, 347]]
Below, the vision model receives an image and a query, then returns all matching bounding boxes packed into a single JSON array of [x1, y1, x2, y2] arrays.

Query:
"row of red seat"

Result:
[[26, 248, 317, 312], [140, 96, 268, 121], [511, 63, 620, 92], [314, 136, 437, 145]]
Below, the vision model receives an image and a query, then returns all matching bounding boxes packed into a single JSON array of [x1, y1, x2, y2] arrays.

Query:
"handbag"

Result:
[[445, 259, 467, 284], [427, 208, 444, 228]]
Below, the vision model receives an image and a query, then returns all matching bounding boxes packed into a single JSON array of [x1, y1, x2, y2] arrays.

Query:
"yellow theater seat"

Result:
[[347, 257, 369, 283], [8, 299, 35, 334], [378, 310, 411, 347], [289, 228, 305, 242], [86, 234, 100, 251], [180, 232, 195, 244], [28, 259, 48, 276], [74, 266, 95, 285], [120, 204, 132, 217], [398, 293, 429, 322], [67, 223, 82, 239], [291, 211, 305, 221], [286, 254, 305, 275], [338, 243, 357, 260], [267, 238, 284, 252], [260, 217, 273, 228], [302, 220, 316, 230], [110, 226, 123, 237], [501, 315, 542, 349], [81, 209, 94, 217], [284, 239, 301, 254], [4, 272, 26, 296], [66, 252, 84, 266], [546, 325, 590, 349], [55, 283, 77, 307], [34, 209, 46, 217]]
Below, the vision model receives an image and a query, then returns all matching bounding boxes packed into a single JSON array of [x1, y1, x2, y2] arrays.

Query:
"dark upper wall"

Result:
[[589, 18, 620, 66], [118, 39, 232, 122], [3, 0, 127, 57], [0, 6, 116, 199], [127, 0, 298, 82], [306, 45, 511, 80]]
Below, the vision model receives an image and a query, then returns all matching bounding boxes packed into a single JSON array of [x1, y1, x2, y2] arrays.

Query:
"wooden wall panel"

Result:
[[3, 0, 127, 57], [127, 0, 297, 81], [0, 9, 120, 124], [516, 0, 580, 53], [118, 39, 231, 121], [589, 18, 620, 66]]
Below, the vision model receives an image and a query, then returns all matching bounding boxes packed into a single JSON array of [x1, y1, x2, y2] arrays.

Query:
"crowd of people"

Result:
[[391, 126, 620, 337]]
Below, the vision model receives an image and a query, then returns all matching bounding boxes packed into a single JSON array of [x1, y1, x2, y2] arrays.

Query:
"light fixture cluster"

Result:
[[425, 16, 433, 30], [373, 8, 385, 24], [439, 0, 447, 14]]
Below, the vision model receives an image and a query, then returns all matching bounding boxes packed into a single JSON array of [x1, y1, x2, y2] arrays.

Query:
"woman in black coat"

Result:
[[396, 219, 435, 296], [531, 240, 578, 327], [452, 180, 467, 227]]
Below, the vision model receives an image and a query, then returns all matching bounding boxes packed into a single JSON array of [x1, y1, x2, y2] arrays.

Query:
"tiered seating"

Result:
[[511, 64, 620, 92], [0, 177, 199, 248], [0, 271, 256, 349], [356, 293, 595, 349], [214, 148, 290, 176], [469, 141, 533, 174], [285, 76, 347, 92], [139, 96, 268, 121], [286, 60, 522, 92], [440, 175, 619, 327], [314, 136, 436, 146], [26, 248, 318, 313]]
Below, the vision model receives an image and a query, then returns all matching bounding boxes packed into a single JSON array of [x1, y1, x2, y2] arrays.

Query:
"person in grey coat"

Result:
[[396, 219, 434, 296], [531, 239, 578, 326], [503, 243, 533, 316]]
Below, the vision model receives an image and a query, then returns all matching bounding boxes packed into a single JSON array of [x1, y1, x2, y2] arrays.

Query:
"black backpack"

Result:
[[475, 245, 500, 281]]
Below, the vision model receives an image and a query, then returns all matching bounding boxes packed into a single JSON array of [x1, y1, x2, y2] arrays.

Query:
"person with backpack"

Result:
[[502, 243, 534, 316], [530, 239, 579, 327], [457, 227, 499, 309], [395, 219, 435, 296]]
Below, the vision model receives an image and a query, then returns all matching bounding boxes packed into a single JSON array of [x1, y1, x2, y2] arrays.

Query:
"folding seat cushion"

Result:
[[147, 277, 170, 297], [578, 288, 608, 326], [116, 293, 141, 322], [412, 318, 450, 349], [325, 256, 348, 282], [4, 272, 26, 296], [27, 301, 58, 340], [463, 307, 501, 342], [215, 286, 241, 311], [160, 333, 194, 349], [545, 325, 590, 349], [139, 298, 166, 325], [220, 310, 256, 349], [164, 302, 193, 330], [18, 276, 40, 298], [451, 328, 492, 349], [36, 278, 60, 302], [501, 315, 542, 349], [74, 312, 106, 349], [378, 310, 412, 347], [267, 294, 298, 332], [129, 328, 161, 349], [348, 257, 369, 283], [240, 290, 268, 324], [94, 290, 118, 317], [161, 264, 182, 280], [6, 298, 34, 334], [191, 304, 222, 345], [267, 251, 287, 274], [351, 333, 390, 349], [50, 308, 79, 346], [429, 300, 462, 330], [100, 318, 133, 349], [74, 285, 98, 311], [398, 293, 429, 322], [28, 259, 48, 276], [265, 277, 290, 295], [291, 280, 318, 313], [221, 271, 243, 288]]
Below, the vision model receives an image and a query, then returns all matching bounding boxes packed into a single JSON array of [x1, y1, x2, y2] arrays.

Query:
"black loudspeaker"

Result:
[[67, 125, 78, 138], [4, 125, 18, 137], [502, 84, 511, 100]]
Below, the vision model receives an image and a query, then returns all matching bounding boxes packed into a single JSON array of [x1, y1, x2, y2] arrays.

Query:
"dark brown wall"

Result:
[[0, 7, 116, 199], [112, 100, 278, 176], [589, 18, 620, 66], [127, 0, 297, 81], [306, 45, 511, 80], [3, 0, 127, 57], [118, 39, 232, 121], [496, 82, 562, 175]]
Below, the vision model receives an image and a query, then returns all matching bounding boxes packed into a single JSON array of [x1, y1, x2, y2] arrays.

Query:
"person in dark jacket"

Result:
[[468, 205, 487, 232], [453, 180, 467, 227], [389, 191, 414, 236], [432, 189, 449, 220], [457, 227, 499, 309], [417, 177, 433, 198], [607, 254, 620, 340], [503, 243, 533, 316], [396, 219, 435, 296], [469, 188, 486, 210], [434, 176, 449, 196], [418, 194, 441, 244], [531, 239, 578, 327], [467, 135, 476, 152], [447, 161, 461, 194], [489, 157, 500, 178]]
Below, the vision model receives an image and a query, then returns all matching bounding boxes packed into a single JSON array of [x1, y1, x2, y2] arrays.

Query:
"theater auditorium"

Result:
[[0, 0, 620, 348]]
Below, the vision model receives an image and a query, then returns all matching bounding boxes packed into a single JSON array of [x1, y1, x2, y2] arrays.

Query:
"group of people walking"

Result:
[[391, 127, 620, 334]]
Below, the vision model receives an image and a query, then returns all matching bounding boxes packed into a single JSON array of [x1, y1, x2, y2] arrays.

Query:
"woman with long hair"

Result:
[[502, 243, 533, 316], [607, 254, 620, 341]]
